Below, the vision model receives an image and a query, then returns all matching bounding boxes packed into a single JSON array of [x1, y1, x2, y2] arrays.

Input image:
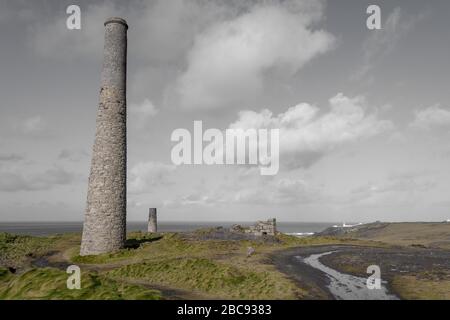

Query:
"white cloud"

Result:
[[58, 149, 89, 162], [230, 93, 393, 169], [349, 171, 436, 206], [28, 1, 333, 112], [177, 2, 334, 109], [30, 3, 119, 58], [178, 193, 213, 206], [169, 173, 323, 208], [27, 0, 239, 108], [0, 166, 75, 192], [14, 115, 46, 135], [0, 153, 24, 162], [0, 1, 35, 24], [129, 161, 176, 194], [129, 98, 159, 129], [410, 104, 450, 129], [130, 99, 158, 117], [354, 7, 421, 80], [29, 0, 224, 62], [0, 200, 82, 222], [232, 177, 322, 205]]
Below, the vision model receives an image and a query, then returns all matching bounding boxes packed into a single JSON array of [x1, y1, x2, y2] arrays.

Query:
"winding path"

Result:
[[300, 251, 398, 300], [271, 245, 401, 300]]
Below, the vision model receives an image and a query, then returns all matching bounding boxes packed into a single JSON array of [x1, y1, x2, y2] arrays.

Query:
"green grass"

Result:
[[71, 232, 251, 264], [0, 267, 11, 281], [0, 231, 312, 299], [337, 222, 450, 249], [0, 230, 383, 300], [0, 267, 161, 300], [67, 232, 368, 299], [71, 232, 353, 265], [0, 233, 58, 268], [108, 257, 302, 299], [0, 232, 162, 300], [392, 274, 450, 300], [71, 232, 197, 264]]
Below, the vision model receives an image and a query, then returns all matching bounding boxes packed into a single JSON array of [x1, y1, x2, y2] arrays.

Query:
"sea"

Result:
[[0, 221, 336, 237]]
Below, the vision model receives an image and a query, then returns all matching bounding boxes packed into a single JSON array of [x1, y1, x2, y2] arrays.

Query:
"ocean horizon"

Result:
[[0, 221, 341, 236]]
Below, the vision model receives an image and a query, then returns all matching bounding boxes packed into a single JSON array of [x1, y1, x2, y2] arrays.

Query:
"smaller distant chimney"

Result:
[[148, 208, 157, 233]]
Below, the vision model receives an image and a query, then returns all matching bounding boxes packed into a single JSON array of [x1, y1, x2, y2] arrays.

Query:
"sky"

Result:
[[0, 0, 450, 222]]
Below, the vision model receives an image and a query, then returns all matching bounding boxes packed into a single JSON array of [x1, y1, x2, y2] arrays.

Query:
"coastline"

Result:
[[0, 221, 335, 236]]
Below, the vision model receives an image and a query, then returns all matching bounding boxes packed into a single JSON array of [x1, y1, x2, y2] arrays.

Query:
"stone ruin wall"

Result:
[[241, 218, 277, 236]]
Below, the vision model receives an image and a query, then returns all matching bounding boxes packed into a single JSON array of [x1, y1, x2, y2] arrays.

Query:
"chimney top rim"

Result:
[[104, 17, 128, 29]]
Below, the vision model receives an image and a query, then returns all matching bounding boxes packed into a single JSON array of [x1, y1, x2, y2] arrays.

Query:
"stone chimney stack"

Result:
[[80, 17, 128, 256], [148, 208, 157, 233]]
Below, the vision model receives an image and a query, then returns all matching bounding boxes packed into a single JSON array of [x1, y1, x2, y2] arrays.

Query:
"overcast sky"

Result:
[[1, 0, 450, 222]]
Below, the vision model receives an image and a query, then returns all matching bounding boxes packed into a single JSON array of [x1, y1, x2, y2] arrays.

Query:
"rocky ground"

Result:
[[271, 244, 450, 299], [271, 222, 450, 300]]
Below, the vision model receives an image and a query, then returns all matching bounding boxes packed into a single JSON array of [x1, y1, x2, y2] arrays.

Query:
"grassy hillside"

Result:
[[1, 224, 449, 300], [327, 222, 450, 249], [0, 267, 161, 300], [0, 230, 349, 300], [392, 275, 450, 300]]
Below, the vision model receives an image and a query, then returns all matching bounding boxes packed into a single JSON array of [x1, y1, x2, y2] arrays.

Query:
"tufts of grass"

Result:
[[392, 274, 450, 300], [0, 233, 58, 268], [70, 232, 182, 264], [70, 232, 351, 266], [0, 267, 11, 281], [71, 249, 137, 264], [0, 230, 388, 300], [71, 232, 243, 265], [108, 257, 303, 299], [0, 267, 161, 300]]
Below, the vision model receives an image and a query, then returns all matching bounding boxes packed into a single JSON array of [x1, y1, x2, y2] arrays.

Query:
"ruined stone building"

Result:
[[231, 218, 277, 236]]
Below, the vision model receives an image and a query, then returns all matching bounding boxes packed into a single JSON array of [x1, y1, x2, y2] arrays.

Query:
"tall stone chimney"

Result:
[[148, 208, 157, 233], [80, 17, 128, 256]]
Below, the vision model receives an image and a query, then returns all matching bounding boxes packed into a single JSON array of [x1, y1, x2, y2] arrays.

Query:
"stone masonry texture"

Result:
[[148, 208, 157, 233], [80, 17, 128, 256], [230, 218, 277, 236], [244, 218, 277, 236]]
